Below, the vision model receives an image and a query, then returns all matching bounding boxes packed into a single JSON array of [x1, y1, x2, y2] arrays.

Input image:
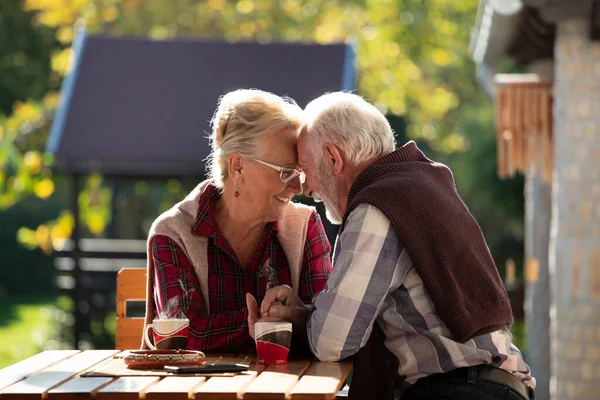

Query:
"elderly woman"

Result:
[[142, 89, 331, 353]]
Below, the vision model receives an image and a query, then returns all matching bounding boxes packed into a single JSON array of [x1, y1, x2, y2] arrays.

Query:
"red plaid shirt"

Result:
[[150, 184, 331, 353]]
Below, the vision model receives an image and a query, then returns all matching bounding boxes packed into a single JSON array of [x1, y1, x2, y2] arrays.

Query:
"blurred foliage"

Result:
[[0, 293, 71, 368], [0, 0, 524, 292]]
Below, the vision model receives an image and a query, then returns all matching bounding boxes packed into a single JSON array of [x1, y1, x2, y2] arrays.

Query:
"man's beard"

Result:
[[316, 161, 343, 225]]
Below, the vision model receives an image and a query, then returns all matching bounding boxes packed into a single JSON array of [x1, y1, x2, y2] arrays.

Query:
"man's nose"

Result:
[[303, 180, 314, 198]]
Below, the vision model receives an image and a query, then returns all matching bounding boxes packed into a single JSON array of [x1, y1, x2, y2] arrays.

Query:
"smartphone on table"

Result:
[[164, 363, 250, 374]]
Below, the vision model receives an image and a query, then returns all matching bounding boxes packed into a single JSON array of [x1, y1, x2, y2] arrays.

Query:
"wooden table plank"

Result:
[[243, 361, 311, 400], [96, 377, 159, 400], [203, 355, 240, 365], [0, 350, 118, 400], [0, 350, 80, 391], [193, 358, 265, 400], [145, 376, 206, 400], [47, 377, 114, 400], [290, 361, 352, 400]]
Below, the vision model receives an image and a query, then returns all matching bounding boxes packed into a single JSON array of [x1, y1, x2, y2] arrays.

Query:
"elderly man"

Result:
[[247, 92, 535, 400]]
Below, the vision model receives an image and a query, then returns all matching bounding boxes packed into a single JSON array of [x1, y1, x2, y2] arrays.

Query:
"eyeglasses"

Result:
[[252, 159, 306, 184]]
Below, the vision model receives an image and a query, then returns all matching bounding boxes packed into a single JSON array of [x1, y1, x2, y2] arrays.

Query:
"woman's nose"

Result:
[[288, 176, 303, 195]]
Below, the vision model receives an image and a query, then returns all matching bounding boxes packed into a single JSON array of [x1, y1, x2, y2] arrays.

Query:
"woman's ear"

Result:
[[228, 153, 245, 183], [324, 144, 344, 175]]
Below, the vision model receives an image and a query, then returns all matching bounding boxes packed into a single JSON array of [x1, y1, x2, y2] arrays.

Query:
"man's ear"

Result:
[[228, 153, 245, 182], [324, 144, 344, 175]]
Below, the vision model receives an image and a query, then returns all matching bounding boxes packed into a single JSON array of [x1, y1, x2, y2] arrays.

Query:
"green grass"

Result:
[[0, 293, 66, 369]]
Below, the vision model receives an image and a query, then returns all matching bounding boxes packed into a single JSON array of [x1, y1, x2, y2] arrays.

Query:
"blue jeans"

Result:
[[401, 366, 533, 400]]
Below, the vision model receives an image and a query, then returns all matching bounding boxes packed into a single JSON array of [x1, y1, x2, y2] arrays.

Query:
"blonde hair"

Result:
[[207, 89, 303, 187], [304, 92, 395, 164]]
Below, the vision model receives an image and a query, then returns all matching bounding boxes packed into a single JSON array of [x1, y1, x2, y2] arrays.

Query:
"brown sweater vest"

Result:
[[345, 141, 513, 343]]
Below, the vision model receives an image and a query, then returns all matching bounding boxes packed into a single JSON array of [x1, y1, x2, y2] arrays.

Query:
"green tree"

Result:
[[1, 0, 523, 273], [0, 0, 59, 114]]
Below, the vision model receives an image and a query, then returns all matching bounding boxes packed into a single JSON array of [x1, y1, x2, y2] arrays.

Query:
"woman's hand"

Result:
[[245, 293, 285, 339]]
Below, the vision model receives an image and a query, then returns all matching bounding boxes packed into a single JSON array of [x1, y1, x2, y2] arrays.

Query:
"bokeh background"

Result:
[[0, 0, 525, 369]]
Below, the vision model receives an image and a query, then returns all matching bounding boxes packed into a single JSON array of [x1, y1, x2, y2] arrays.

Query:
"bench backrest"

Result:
[[115, 268, 146, 350]]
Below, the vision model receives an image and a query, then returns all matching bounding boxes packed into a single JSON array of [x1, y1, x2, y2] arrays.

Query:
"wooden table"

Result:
[[0, 350, 351, 399]]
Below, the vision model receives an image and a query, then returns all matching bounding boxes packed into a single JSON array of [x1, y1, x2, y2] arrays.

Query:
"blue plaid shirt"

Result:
[[307, 204, 534, 391]]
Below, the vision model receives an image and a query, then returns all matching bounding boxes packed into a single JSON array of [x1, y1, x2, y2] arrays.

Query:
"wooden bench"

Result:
[[115, 268, 146, 350]]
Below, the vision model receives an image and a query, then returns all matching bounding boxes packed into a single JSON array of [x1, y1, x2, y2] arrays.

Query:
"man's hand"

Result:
[[260, 285, 310, 325]]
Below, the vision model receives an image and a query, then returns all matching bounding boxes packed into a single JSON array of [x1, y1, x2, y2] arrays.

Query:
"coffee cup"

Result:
[[255, 321, 292, 365], [143, 318, 189, 350]]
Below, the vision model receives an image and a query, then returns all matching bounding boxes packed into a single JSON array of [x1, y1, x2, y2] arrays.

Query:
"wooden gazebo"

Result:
[[47, 31, 356, 348]]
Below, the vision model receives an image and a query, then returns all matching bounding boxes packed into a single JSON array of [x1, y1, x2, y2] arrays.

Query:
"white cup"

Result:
[[144, 318, 190, 350]]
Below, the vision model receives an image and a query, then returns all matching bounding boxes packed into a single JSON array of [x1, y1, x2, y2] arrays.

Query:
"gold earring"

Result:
[[234, 181, 240, 197]]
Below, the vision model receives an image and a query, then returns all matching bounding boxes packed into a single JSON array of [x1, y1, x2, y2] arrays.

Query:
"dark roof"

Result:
[[506, 6, 555, 67], [525, 0, 591, 23], [470, 1, 555, 69], [48, 33, 356, 176]]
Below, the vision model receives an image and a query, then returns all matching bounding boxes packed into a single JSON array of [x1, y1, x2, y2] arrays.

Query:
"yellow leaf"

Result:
[[236, 0, 254, 14], [315, 24, 337, 44], [51, 48, 73, 76], [103, 6, 118, 22], [24, 0, 60, 11], [0, 126, 4, 140], [384, 42, 400, 58], [35, 224, 49, 241], [39, 9, 76, 27], [56, 26, 74, 44], [88, 214, 105, 235], [73, 0, 88, 8], [34, 179, 55, 199], [57, 212, 74, 234], [430, 48, 452, 67], [441, 133, 468, 153], [14, 102, 39, 120], [51, 224, 69, 243], [43, 92, 61, 109], [24, 151, 42, 174], [17, 227, 38, 249], [35, 225, 53, 254], [208, 0, 226, 11], [149, 26, 170, 40], [240, 22, 256, 37]]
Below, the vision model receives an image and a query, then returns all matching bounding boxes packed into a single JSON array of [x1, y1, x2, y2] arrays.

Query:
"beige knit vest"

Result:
[[142, 180, 314, 348]]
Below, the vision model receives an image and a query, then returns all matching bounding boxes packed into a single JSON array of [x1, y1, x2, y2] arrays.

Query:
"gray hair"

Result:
[[304, 92, 395, 164], [207, 89, 303, 187]]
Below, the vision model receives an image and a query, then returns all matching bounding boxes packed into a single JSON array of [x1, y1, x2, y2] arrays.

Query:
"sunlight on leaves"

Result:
[[7, 0, 488, 251], [51, 48, 73, 76], [23, 152, 42, 174], [236, 0, 254, 14], [56, 26, 74, 44], [33, 179, 55, 199], [42, 92, 60, 109], [208, 0, 226, 11], [17, 227, 37, 249], [87, 214, 105, 235], [35, 225, 53, 254], [102, 6, 119, 22]]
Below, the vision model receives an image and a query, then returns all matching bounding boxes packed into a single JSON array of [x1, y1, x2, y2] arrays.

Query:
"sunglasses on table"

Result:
[[252, 159, 306, 184]]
